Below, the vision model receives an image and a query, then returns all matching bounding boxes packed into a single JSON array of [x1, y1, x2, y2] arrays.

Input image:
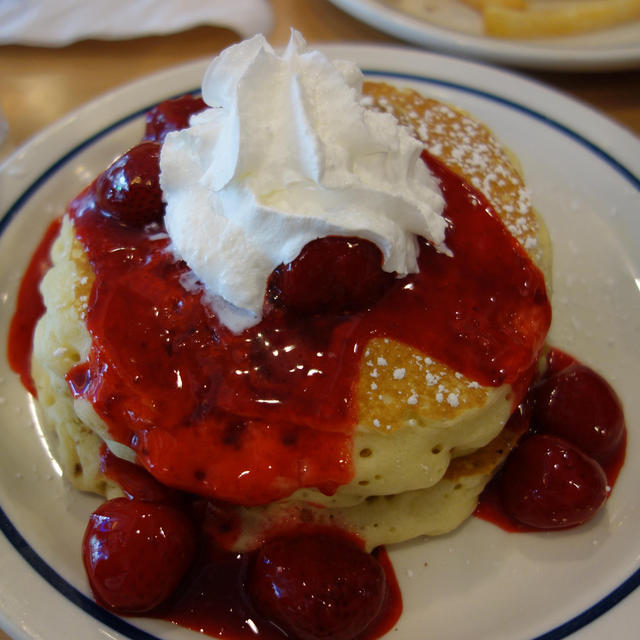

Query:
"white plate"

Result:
[[1, 45, 640, 640], [329, 0, 640, 70]]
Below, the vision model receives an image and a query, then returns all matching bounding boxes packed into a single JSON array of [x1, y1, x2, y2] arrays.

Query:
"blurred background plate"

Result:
[[328, 0, 640, 70]]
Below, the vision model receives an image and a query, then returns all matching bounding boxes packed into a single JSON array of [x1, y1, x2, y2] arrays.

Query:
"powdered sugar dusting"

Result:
[[363, 83, 543, 267], [359, 339, 489, 433]]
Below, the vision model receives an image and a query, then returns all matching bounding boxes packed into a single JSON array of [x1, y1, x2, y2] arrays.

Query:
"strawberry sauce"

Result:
[[58, 151, 551, 507]]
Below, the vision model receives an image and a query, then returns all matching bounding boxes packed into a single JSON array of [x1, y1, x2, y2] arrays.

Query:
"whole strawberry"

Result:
[[82, 497, 196, 613], [250, 532, 387, 640], [95, 141, 164, 227], [501, 434, 608, 529], [532, 363, 625, 464], [267, 236, 395, 316]]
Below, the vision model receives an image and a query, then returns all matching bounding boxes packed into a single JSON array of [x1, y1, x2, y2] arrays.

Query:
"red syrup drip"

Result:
[[475, 348, 627, 532], [63, 151, 551, 507], [7, 217, 62, 396]]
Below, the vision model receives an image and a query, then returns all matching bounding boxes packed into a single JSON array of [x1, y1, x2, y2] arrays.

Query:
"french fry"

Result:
[[460, 0, 526, 11], [484, 0, 640, 38]]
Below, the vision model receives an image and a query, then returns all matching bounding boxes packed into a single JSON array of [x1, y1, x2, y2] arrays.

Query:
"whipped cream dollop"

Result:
[[160, 30, 447, 332]]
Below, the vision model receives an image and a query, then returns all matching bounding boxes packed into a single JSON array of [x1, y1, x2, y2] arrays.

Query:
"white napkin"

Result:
[[0, 0, 273, 46]]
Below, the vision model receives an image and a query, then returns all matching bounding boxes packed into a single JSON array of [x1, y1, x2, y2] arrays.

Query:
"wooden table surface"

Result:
[[1, 0, 639, 157], [0, 0, 638, 638]]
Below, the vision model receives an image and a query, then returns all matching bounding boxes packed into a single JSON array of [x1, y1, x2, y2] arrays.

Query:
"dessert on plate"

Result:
[[9, 30, 626, 640]]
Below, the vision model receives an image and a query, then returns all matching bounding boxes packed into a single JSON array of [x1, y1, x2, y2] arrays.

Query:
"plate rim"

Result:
[[1, 46, 640, 640]]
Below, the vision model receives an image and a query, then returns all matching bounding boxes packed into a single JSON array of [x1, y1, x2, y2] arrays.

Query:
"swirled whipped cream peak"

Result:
[[160, 30, 448, 332]]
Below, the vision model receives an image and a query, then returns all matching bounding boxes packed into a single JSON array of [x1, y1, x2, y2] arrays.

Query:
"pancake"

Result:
[[31, 81, 552, 551]]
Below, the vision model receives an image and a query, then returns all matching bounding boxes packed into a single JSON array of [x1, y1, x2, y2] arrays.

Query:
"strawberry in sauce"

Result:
[[83, 497, 197, 614], [267, 236, 395, 315], [250, 532, 387, 640], [95, 141, 164, 227]]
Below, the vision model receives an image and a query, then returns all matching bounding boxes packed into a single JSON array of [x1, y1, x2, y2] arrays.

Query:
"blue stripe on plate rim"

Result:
[[1, 69, 639, 640]]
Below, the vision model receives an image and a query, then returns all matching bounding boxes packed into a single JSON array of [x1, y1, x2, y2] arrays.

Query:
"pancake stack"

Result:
[[31, 81, 552, 551]]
